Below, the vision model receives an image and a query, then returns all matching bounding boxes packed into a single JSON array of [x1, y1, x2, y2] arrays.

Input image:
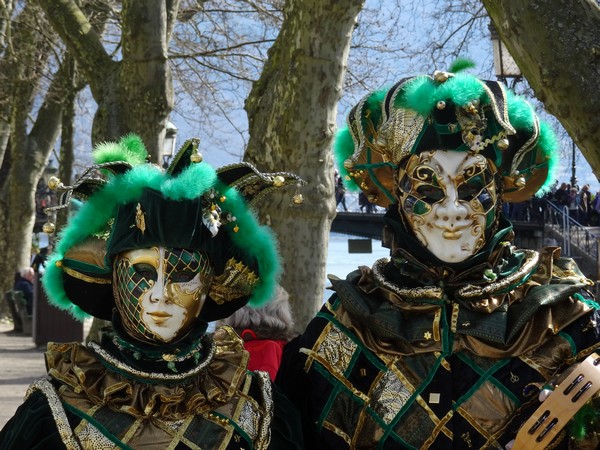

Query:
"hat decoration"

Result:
[[42, 135, 303, 322], [334, 60, 558, 207]]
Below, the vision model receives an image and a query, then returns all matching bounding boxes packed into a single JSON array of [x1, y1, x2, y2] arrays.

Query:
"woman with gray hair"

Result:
[[220, 285, 295, 381]]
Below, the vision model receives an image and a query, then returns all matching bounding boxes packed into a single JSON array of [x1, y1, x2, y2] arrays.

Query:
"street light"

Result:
[[571, 140, 578, 189], [488, 22, 522, 88], [36, 159, 59, 233], [162, 120, 178, 169]]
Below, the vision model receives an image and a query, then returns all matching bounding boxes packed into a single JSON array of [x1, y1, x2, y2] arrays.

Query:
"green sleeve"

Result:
[[268, 383, 305, 450], [0, 390, 68, 449]]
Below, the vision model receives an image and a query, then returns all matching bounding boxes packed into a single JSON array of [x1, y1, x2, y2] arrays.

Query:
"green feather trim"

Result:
[[535, 120, 559, 196], [93, 134, 148, 166], [399, 74, 488, 116], [448, 58, 476, 73], [43, 255, 89, 320], [506, 91, 535, 131], [333, 127, 361, 191], [42, 156, 280, 317], [214, 179, 281, 307]]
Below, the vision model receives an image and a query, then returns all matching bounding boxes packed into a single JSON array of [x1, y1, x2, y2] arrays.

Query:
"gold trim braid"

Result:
[[25, 377, 82, 450]]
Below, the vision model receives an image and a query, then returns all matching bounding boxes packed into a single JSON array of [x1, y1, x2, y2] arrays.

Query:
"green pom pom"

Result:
[[93, 134, 148, 166]]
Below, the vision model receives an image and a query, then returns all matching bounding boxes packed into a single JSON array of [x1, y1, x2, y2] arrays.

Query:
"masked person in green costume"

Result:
[[0, 135, 304, 450], [277, 62, 600, 449]]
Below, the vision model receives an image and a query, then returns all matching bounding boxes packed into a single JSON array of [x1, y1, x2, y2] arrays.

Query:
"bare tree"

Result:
[[6, 0, 597, 332], [36, 0, 181, 160], [244, 0, 366, 331], [0, 3, 65, 298], [168, 0, 282, 160]]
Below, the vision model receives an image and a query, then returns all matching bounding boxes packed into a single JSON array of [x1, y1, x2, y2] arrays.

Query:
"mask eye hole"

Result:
[[134, 263, 157, 281], [457, 183, 482, 201], [170, 271, 196, 283], [416, 185, 445, 203]]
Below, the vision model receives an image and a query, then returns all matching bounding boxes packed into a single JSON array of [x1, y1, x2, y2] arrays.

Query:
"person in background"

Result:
[[4, 271, 24, 334], [335, 170, 348, 211], [359, 191, 376, 213], [31, 244, 52, 275], [14, 267, 34, 315], [593, 191, 600, 211], [553, 181, 569, 208], [579, 184, 592, 225], [277, 63, 600, 449], [220, 285, 295, 381], [0, 136, 303, 450], [568, 186, 580, 222]]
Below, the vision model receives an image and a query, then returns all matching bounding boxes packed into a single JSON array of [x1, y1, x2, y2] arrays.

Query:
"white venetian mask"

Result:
[[397, 150, 499, 263], [114, 246, 213, 343]]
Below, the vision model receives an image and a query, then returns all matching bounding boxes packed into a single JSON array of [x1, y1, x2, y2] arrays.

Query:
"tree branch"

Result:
[[36, 0, 113, 97]]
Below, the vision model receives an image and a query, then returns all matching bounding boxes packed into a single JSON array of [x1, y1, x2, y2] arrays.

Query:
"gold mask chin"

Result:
[[396, 150, 499, 263], [113, 246, 213, 343]]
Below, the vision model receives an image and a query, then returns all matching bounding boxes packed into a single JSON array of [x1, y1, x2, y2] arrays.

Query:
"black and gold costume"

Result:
[[278, 216, 600, 448], [0, 136, 304, 449], [278, 63, 600, 449], [2, 326, 302, 450]]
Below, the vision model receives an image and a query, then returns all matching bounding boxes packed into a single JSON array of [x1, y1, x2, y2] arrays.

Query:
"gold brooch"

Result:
[[135, 203, 146, 234]]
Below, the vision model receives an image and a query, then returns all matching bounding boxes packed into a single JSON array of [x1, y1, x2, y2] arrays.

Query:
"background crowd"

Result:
[[503, 181, 600, 226]]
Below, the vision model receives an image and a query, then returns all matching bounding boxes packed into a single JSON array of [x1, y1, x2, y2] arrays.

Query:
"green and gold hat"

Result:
[[42, 135, 302, 322], [335, 61, 558, 207]]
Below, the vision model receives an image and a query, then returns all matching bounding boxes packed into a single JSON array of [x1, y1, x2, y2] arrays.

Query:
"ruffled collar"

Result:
[[329, 246, 594, 356], [45, 326, 250, 420]]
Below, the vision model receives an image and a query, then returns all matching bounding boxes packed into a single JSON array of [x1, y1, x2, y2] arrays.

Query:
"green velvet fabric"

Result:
[[0, 391, 67, 450]]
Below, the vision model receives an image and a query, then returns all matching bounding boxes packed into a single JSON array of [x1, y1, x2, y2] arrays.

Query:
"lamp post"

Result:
[[36, 159, 59, 233], [488, 22, 522, 88], [162, 120, 178, 169], [571, 140, 578, 189]]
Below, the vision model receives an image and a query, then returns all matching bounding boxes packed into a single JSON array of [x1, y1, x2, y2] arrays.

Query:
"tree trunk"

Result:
[[482, 0, 600, 179], [0, 4, 55, 299], [37, 0, 180, 339], [38, 0, 180, 157], [56, 56, 77, 231], [244, 0, 365, 332]]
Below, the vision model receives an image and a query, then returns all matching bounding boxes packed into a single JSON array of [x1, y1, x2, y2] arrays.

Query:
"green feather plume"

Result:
[[333, 127, 360, 192], [93, 134, 148, 166], [448, 57, 476, 73]]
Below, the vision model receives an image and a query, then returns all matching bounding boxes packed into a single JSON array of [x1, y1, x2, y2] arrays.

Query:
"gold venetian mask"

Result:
[[397, 150, 499, 263], [114, 246, 213, 343]]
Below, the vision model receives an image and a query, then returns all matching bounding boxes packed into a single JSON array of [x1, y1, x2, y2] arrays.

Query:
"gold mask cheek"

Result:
[[166, 274, 211, 322], [113, 249, 165, 342]]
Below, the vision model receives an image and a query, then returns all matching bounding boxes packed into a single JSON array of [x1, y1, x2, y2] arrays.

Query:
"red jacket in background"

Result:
[[241, 329, 286, 381]]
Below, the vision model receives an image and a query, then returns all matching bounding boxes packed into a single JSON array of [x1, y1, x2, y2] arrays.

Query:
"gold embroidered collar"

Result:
[[45, 326, 249, 420]]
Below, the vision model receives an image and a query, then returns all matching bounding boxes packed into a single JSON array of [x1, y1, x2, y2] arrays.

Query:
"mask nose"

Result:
[[434, 187, 468, 228], [147, 274, 173, 304]]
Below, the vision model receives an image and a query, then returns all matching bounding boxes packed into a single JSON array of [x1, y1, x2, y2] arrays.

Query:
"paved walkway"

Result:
[[0, 318, 93, 429], [0, 320, 47, 429]]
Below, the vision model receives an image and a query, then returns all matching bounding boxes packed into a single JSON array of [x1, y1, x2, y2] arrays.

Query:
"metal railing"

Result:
[[544, 200, 599, 261]]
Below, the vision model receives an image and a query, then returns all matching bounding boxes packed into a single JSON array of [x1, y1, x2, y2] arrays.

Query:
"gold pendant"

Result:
[[135, 203, 146, 234]]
